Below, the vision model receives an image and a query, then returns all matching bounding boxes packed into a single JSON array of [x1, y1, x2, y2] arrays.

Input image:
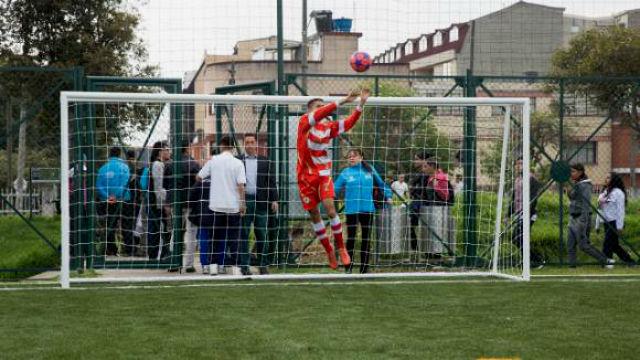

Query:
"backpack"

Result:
[[139, 167, 150, 191], [425, 176, 456, 206]]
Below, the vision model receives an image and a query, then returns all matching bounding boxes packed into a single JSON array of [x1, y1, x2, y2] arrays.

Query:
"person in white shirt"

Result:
[[391, 174, 409, 202], [196, 136, 246, 275], [596, 173, 635, 266]]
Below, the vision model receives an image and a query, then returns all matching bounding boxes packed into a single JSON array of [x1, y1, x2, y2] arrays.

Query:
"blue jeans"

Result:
[[197, 227, 213, 266]]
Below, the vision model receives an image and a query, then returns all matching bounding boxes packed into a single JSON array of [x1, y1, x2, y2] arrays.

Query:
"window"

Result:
[[404, 41, 413, 55], [433, 32, 443, 47], [564, 93, 606, 117], [450, 26, 459, 41], [395, 46, 402, 60], [419, 36, 428, 52], [566, 141, 597, 164]]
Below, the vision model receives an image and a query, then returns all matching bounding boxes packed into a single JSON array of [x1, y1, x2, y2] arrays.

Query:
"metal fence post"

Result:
[[463, 70, 478, 267], [558, 78, 565, 265]]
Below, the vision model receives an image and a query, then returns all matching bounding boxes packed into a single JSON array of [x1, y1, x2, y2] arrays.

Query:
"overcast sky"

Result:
[[138, 0, 640, 78]]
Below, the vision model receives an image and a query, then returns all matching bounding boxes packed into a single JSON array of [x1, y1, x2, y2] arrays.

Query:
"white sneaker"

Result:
[[218, 265, 225, 274], [605, 258, 615, 269], [228, 266, 242, 276], [210, 263, 219, 275], [202, 265, 210, 274]]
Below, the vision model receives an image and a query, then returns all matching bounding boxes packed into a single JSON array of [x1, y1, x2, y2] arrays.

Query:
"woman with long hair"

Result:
[[147, 141, 171, 260], [566, 163, 611, 268], [334, 148, 391, 273], [596, 173, 635, 266]]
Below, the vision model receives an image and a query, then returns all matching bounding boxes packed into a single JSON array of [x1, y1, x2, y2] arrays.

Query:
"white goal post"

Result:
[[60, 91, 530, 288]]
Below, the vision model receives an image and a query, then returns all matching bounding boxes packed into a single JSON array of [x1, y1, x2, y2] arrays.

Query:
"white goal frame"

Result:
[[60, 91, 530, 288]]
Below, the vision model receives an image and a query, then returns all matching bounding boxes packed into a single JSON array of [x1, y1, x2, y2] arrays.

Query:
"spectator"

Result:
[[175, 140, 201, 273], [417, 157, 452, 260], [391, 174, 409, 205], [96, 147, 132, 256], [453, 173, 463, 195], [335, 148, 391, 273], [125, 150, 141, 256], [509, 158, 545, 268], [452, 150, 464, 195], [196, 136, 246, 276], [188, 178, 216, 274], [408, 151, 431, 255], [147, 141, 171, 260], [239, 134, 279, 275], [566, 163, 612, 268], [595, 173, 635, 267]]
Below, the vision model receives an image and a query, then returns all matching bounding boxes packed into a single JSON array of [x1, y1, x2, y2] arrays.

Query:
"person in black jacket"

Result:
[[238, 134, 279, 275], [566, 163, 611, 268], [408, 151, 431, 255], [509, 158, 545, 268], [167, 141, 201, 272]]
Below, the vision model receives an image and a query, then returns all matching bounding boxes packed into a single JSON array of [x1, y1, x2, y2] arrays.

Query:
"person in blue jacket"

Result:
[[335, 148, 392, 273], [96, 147, 132, 256]]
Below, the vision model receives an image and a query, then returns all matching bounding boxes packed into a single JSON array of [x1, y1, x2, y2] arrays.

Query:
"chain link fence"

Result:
[[3, 67, 640, 279], [287, 73, 640, 265], [0, 66, 82, 279]]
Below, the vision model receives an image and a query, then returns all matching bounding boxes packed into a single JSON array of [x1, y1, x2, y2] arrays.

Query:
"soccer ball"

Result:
[[349, 51, 371, 72]]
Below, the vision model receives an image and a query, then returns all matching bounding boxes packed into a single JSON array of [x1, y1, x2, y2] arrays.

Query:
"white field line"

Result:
[[2, 275, 640, 291]]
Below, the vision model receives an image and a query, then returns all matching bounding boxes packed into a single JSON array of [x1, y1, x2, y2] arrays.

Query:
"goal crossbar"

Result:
[[61, 91, 531, 106]]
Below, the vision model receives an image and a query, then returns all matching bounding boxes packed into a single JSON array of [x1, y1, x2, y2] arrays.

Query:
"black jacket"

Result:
[[238, 154, 279, 213], [188, 180, 214, 227], [164, 154, 201, 204]]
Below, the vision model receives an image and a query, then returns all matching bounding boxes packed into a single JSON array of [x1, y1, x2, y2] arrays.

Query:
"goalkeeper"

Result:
[[296, 88, 370, 269]]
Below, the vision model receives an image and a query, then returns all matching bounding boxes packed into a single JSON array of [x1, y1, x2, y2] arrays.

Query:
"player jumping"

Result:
[[297, 88, 370, 269]]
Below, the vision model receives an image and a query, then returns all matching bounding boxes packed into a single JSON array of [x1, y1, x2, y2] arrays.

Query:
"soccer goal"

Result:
[[60, 91, 530, 288]]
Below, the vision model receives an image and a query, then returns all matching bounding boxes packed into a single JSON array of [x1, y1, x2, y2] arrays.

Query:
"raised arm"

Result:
[[328, 89, 370, 139]]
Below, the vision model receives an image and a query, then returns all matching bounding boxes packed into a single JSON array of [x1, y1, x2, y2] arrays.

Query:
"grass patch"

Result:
[[0, 216, 60, 280], [0, 280, 638, 359]]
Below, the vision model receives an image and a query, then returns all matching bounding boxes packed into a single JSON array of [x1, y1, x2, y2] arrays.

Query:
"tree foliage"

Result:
[[551, 25, 640, 127], [344, 81, 453, 178], [0, 0, 157, 178], [481, 111, 559, 182], [0, 0, 154, 76]]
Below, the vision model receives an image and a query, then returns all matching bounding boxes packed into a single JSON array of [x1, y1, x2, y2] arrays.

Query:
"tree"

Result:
[[0, 0, 154, 76], [343, 81, 453, 178], [551, 25, 640, 193], [481, 110, 559, 182], [0, 0, 156, 198]]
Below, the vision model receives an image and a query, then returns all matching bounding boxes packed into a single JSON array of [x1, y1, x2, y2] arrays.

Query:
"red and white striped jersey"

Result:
[[297, 101, 362, 177]]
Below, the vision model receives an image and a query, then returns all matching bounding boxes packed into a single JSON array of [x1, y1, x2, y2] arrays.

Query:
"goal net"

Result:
[[60, 91, 530, 287]]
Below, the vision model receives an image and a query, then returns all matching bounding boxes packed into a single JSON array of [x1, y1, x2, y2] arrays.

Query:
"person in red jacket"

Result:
[[296, 88, 370, 269]]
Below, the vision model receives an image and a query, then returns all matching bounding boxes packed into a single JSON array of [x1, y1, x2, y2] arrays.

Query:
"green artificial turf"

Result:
[[1, 279, 638, 359]]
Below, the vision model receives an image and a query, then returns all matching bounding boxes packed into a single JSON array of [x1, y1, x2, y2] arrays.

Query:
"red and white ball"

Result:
[[349, 51, 372, 72]]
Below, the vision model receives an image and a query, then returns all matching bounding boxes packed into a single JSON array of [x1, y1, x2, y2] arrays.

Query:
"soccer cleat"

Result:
[[326, 250, 338, 270], [605, 258, 615, 269], [338, 246, 351, 267], [202, 265, 210, 274]]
